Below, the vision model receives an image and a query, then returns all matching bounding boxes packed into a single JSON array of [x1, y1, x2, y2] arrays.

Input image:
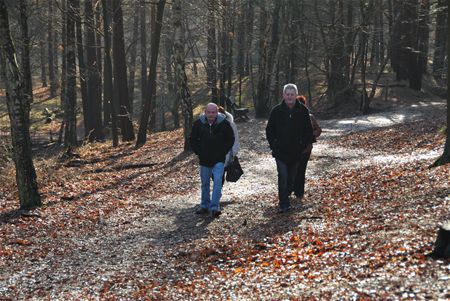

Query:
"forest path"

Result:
[[2, 94, 447, 300]]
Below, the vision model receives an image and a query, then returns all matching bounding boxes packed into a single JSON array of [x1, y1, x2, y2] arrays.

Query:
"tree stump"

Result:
[[431, 221, 450, 259]]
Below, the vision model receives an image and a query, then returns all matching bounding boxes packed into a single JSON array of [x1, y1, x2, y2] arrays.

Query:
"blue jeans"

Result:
[[200, 162, 224, 211], [275, 158, 299, 209]]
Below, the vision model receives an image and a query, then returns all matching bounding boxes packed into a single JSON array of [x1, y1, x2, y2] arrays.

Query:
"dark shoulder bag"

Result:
[[225, 156, 243, 182]]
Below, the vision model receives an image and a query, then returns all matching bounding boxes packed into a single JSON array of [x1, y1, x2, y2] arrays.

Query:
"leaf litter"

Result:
[[0, 104, 449, 300]]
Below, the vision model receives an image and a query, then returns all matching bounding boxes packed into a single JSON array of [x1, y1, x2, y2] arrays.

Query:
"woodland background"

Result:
[[0, 0, 449, 299]]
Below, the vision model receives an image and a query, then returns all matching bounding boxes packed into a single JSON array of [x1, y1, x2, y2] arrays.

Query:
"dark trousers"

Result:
[[275, 158, 299, 209], [294, 151, 311, 197]]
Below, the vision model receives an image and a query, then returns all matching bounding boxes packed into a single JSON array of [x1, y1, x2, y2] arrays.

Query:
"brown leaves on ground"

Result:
[[332, 118, 446, 154], [1, 114, 449, 300]]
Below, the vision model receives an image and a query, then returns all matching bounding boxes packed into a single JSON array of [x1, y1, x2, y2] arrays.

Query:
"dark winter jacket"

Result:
[[190, 113, 235, 167], [266, 100, 314, 163]]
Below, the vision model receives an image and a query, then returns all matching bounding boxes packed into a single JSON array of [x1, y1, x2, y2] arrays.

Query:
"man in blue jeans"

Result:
[[190, 103, 235, 217], [266, 84, 313, 213]]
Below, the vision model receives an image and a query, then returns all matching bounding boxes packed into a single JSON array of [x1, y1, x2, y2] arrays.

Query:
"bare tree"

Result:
[[102, 0, 118, 146], [0, 0, 41, 209], [85, 0, 103, 141], [172, 0, 193, 150], [18, 0, 33, 102], [433, 4, 450, 167], [63, 0, 78, 149], [112, 0, 135, 142], [433, 0, 447, 80], [136, 0, 166, 147], [48, 0, 57, 98]]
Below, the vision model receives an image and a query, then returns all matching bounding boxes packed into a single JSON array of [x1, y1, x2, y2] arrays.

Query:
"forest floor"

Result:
[[0, 86, 449, 300]]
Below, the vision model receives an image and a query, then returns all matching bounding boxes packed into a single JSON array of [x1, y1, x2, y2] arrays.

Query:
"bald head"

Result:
[[205, 103, 218, 123]]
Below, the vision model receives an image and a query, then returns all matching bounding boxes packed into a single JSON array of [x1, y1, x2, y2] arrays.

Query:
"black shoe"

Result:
[[195, 207, 208, 215], [278, 206, 291, 214], [211, 210, 222, 218]]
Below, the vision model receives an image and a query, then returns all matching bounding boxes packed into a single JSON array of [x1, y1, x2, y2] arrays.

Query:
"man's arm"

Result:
[[265, 109, 277, 150], [189, 121, 200, 155]]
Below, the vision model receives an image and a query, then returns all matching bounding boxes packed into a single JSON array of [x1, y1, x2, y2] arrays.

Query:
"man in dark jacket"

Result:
[[266, 84, 313, 213], [190, 103, 235, 217]]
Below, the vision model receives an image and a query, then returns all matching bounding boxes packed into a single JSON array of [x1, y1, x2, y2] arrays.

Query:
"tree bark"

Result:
[[60, 0, 67, 108], [64, 0, 78, 149], [73, 0, 88, 137], [431, 222, 450, 259], [0, 0, 41, 209], [128, 1, 140, 112], [172, 0, 193, 151], [18, 0, 33, 103], [432, 4, 450, 167], [136, 0, 165, 147], [112, 0, 135, 142], [39, 35, 47, 87], [102, 0, 118, 147], [433, 0, 448, 80], [85, 0, 104, 141], [140, 0, 147, 112], [206, 0, 218, 104], [47, 0, 57, 98]]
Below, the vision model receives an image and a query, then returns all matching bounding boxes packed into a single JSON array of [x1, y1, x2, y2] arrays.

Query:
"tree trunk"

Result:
[[433, 0, 447, 80], [244, 0, 254, 77], [73, 0, 88, 137], [64, 0, 78, 149], [432, 5, 450, 167], [344, 0, 354, 82], [128, 2, 140, 112], [136, 0, 165, 147], [418, 0, 430, 74], [60, 0, 67, 108], [47, 0, 57, 98], [431, 221, 450, 259], [149, 3, 157, 131], [112, 0, 135, 142], [18, 0, 33, 103], [218, 3, 228, 107], [85, 0, 103, 141], [102, 0, 118, 147], [235, 0, 246, 105], [172, 0, 193, 151], [226, 1, 235, 101], [0, 0, 41, 209], [163, 7, 178, 128], [95, 4, 102, 83], [140, 0, 147, 112], [39, 36, 47, 87], [254, 2, 269, 118], [206, 1, 218, 104]]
